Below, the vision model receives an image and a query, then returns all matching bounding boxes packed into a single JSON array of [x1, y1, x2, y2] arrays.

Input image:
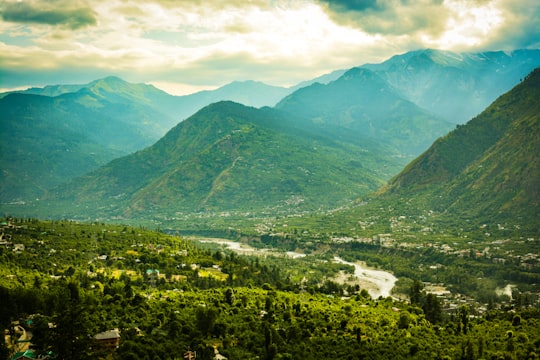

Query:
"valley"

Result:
[[1, 218, 539, 360], [1, 49, 539, 360]]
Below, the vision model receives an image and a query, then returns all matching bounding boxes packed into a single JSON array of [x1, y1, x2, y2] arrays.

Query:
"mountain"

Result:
[[0, 93, 124, 202], [0, 77, 177, 202], [381, 67, 540, 227], [276, 67, 454, 156], [1, 76, 179, 138], [36, 101, 404, 219], [362, 49, 540, 123], [1, 77, 292, 125], [288, 68, 347, 92], [170, 80, 290, 121], [0, 77, 295, 203]]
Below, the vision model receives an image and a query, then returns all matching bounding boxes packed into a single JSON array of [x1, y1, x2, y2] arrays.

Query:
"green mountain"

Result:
[[39, 101, 403, 219], [362, 49, 540, 123], [276, 67, 454, 156], [0, 77, 292, 203], [0, 76, 182, 202], [382, 67, 540, 226]]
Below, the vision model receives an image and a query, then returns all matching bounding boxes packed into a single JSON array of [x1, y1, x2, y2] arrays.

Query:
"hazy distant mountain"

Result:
[[171, 80, 290, 122], [0, 77, 179, 202], [288, 69, 347, 92], [361, 49, 540, 123], [276, 67, 454, 156], [382, 67, 540, 226], [1, 77, 292, 126], [40, 101, 404, 219]]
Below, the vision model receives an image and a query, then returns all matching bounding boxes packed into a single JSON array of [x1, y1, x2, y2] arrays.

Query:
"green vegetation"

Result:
[[0, 78, 175, 202], [2, 219, 539, 360], [382, 67, 540, 229]]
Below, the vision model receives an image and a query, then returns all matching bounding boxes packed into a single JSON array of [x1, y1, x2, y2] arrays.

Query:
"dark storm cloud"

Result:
[[1, 0, 97, 29], [322, 0, 382, 12], [316, 0, 448, 35]]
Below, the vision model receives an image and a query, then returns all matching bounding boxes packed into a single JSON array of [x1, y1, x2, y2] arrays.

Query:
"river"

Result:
[[195, 237, 397, 298]]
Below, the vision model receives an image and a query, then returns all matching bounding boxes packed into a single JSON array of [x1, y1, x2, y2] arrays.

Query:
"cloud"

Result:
[[1, 0, 538, 92], [1, 0, 97, 29], [315, 0, 540, 51], [480, 0, 540, 50], [317, 0, 450, 35], [322, 0, 382, 12]]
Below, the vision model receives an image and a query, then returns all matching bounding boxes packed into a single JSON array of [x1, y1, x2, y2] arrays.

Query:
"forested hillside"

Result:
[[382, 67, 540, 227]]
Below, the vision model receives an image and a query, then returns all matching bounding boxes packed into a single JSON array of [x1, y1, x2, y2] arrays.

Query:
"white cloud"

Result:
[[0, 0, 538, 89]]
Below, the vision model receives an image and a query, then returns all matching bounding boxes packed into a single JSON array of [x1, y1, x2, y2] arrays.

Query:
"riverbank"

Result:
[[192, 237, 397, 298]]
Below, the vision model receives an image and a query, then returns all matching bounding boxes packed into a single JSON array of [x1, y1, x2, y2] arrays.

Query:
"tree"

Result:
[[51, 281, 94, 359], [409, 280, 423, 305], [196, 306, 217, 336], [399, 312, 411, 329], [423, 293, 443, 324], [225, 288, 235, 305], [458, 305, 470, 335]]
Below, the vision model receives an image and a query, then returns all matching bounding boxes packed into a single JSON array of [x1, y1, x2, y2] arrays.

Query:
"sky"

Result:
[[1, 0, 539, 95]]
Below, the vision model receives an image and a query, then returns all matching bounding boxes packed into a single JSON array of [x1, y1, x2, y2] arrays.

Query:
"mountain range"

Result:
[[1, 49, 539, 225], [39, 101, 402, 219], [361, 48, 540, 123], [0, 71, 345, 203]]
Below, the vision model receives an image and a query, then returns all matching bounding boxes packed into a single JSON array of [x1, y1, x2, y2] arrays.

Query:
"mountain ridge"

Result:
[[276, 66, 454, 156], [361, 48, 540, 123]]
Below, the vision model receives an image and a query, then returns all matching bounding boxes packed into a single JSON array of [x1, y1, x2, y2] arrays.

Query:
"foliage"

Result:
[[1, 219, 539, 360]]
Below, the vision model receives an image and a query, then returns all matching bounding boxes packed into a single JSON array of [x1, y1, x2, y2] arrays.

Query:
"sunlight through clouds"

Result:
[[429, 0, 505, 49], [0, 0, 538, 91]]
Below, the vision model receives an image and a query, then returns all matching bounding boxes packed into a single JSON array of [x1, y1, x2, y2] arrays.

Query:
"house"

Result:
[[10, 350, 35, 360], [94, 329, 121, 351], [13, 244, 25, 252], [214, 347, 227, 360]]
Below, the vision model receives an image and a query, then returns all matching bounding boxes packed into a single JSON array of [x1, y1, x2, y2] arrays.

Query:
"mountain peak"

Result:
[[87, 76, 130, 89], [219, 80, 283, 91], [94, 75, 127, 84]]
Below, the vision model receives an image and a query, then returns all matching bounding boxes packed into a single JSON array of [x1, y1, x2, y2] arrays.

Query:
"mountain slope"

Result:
[[362, 49, 540, 123], [0, 93, 125, 202], [41, 101, 404, 219], [383, 67, 540, 225], [0, 79, 175, 202], [276, 67, 453, 156]]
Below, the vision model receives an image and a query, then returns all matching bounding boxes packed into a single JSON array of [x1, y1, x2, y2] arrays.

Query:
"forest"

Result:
[[1, 218, 539, 360]]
